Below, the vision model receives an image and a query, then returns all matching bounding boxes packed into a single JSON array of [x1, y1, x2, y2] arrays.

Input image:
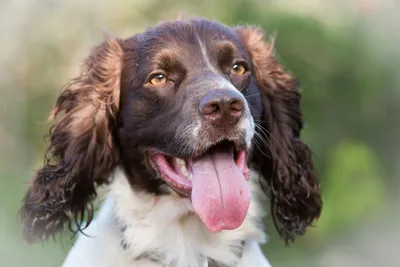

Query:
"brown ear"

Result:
[[235, 26, 322, 244], [20, 39, 124, 243]]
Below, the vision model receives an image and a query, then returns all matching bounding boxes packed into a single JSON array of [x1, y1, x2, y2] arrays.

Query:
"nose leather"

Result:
[[199, 90, 245, 127]]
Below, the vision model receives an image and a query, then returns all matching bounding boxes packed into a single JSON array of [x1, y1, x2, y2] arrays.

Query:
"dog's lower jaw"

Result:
[[62, 166, 268, 267]]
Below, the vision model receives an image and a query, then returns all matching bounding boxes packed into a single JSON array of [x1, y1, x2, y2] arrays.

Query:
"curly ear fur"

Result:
[[20, 39, 124, 243], [235, 26, 322, 244]]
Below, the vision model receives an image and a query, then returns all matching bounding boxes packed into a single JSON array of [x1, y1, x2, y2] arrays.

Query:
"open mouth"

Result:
[[148, 141, 251, 232]]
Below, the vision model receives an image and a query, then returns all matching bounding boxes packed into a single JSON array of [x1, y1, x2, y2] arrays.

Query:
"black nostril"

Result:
[[199, 90, 245, 126]]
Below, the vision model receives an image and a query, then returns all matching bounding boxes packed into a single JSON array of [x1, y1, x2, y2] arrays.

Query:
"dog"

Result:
[[20, 17, 322, 267]]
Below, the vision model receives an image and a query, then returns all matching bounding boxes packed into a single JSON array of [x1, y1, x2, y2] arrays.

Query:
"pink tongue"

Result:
[[191, 146, 250, 232]]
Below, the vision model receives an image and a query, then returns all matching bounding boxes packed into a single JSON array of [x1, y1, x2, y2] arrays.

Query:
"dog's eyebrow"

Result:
[[148, 49, 186, 73], [215, 40, 238, 52], [149, 49, 175, 62], [216, 41, 238, 66]]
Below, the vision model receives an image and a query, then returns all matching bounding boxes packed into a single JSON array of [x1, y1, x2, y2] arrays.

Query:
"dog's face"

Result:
[[21, 18, 321, 244], [119, 20, 257, 156], [118, 20, 263, 231]]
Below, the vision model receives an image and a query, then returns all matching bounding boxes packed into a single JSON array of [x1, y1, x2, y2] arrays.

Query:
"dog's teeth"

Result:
[[180, 165, 189, 177], [176, 158, 186, 167], [176, 158, 190, 177]]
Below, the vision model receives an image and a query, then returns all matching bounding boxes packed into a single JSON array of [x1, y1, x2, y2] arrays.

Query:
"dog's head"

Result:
[[21, 18, 321, 244]]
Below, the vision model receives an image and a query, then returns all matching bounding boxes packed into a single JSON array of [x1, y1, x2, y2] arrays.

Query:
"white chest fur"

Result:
[[62, 168, 271, 267]]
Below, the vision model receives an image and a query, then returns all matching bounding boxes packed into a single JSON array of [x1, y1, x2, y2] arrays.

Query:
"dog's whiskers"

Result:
[[254, 123, 279, 160], [244, 92, 261, 98]]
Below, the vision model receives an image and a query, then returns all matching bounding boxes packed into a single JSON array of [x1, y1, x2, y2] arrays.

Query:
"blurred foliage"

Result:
[[317, 139, 386, 236], [0, 0, 399, 266]]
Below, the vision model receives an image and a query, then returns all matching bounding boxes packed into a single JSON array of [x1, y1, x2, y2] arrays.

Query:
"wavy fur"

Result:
[[235, 26, 322, 244], [20, 39, 124, 243]]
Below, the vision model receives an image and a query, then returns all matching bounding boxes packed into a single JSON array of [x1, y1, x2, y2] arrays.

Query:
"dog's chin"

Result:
[[147, 140, 251, 233]]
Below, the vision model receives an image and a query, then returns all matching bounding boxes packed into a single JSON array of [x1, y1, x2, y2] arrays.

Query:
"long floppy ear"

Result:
[[20, 39, 124, 243], [235, 26, 322, 244]]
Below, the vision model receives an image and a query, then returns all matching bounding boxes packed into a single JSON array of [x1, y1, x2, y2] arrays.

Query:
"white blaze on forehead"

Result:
[[196, 35, 219, 75], [195, 35, 255, 149], [195, 34, 242, 92]]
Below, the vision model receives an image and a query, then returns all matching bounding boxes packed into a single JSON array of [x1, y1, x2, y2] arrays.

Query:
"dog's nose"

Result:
[[199, 90, 245, 127]]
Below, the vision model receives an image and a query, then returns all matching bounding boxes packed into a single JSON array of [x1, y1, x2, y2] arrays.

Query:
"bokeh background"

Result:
[[1, 0, 399, 266]]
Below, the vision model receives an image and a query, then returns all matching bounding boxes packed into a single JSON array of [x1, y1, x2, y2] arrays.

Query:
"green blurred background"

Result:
[[1, 0, 399, 266]]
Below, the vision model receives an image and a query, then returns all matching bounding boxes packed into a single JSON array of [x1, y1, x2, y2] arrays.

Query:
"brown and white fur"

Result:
[[20, 18, 322, 267]]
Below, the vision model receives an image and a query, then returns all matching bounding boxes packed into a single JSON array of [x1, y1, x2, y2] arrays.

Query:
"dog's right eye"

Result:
[[150, 74, 167, 86]]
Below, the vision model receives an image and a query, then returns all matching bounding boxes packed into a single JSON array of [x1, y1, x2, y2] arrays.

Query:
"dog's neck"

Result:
[[103, 167, 267, 267]]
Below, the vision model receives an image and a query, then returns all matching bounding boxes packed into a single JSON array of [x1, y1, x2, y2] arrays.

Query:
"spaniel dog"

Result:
[[20, 18, 321, 267]]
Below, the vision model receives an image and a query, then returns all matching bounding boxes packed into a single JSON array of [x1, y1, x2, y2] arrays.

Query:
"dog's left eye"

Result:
[[231, 63, 246, 75], [150, 74, 167, 86]]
